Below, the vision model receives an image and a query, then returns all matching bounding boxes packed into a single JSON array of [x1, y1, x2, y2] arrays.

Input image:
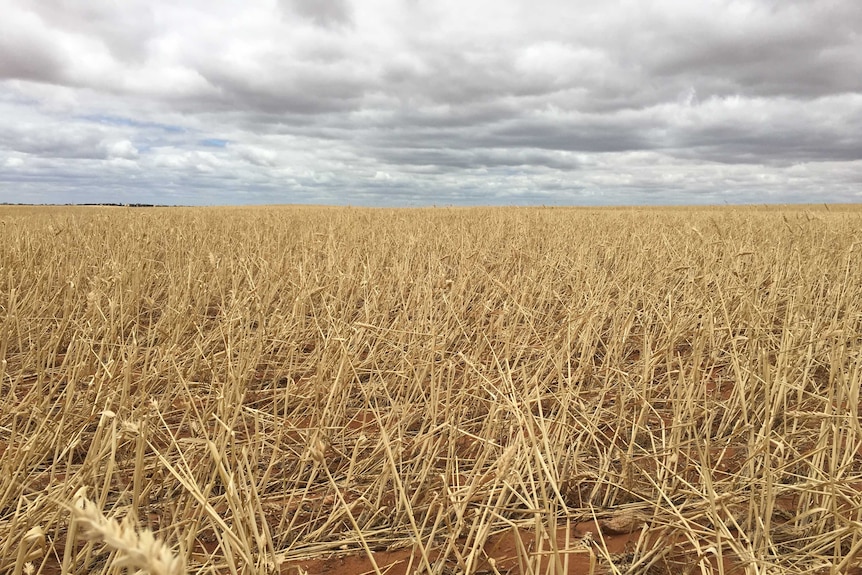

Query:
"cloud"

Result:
[[0, 8, 67, 83], [106, 140, 139, 160], [27, 0, 156, 63], [235, 145, 279, 167], [280, 0, 353, 28], [1, 0, 861, 206], [635, 1, 862, 99]]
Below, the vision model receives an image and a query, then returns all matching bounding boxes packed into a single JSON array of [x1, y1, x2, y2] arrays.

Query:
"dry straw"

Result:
[[1, 204, 861, 574]]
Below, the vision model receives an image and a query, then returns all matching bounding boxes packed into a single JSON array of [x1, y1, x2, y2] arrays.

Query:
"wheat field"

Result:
[[1, 204, 861, 575]]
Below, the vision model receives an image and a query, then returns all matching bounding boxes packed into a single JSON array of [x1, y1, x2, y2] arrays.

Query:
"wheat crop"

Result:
[[1, 204, 861, 575]]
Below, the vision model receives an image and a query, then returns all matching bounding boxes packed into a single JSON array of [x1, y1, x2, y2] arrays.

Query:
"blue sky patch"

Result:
[[199, 138, 229, 148], [80, 114, 185, 133]]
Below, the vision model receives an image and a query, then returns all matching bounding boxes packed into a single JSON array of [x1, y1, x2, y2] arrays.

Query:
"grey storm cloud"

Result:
[[1, 0, 861, 206]]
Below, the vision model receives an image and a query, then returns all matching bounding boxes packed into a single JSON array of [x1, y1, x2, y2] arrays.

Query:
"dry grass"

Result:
[[1, 204, 861, 575]]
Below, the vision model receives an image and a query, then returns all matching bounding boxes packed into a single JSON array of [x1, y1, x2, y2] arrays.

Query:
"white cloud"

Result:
[[1, 0, 861, 205], [236, 145, 279, 167], [106, 140, 138, 160]]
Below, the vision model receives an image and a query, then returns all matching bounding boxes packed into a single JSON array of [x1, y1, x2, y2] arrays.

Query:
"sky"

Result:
[[1, 0, 861, 206]]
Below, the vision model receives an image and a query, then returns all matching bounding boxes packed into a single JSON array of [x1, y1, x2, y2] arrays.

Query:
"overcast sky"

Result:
[[2, 0, 861, 206]]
